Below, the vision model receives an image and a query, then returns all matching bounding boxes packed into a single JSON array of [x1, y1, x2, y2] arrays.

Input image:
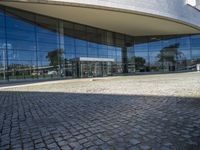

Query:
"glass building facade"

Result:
[[0, 6, 200, 81]]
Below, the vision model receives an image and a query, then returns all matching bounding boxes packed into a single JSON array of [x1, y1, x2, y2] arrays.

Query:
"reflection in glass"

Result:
[[0, 5, 200, 81], [157, 43, 181, 71]]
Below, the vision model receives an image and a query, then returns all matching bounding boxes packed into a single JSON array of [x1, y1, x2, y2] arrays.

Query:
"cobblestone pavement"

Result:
[[0, 72, 200, 150]]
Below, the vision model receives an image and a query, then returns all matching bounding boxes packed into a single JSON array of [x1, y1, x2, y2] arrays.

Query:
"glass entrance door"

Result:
[[80, 62, 102, 78], [73, 61, 112, 78]]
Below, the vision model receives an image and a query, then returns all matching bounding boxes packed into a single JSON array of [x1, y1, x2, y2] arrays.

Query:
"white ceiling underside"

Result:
[[1, 2, 200, 36]]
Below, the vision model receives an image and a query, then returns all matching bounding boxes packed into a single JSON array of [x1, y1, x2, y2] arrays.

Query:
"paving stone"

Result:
[[129, 139, 141, 145], [60, 145, 71, 150], [0, 73, 200, 149], [161, 146, 171, 150], [140, 145, 151, 150]]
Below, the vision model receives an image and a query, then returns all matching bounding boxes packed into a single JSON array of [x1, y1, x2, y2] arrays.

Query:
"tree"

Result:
[[46, 49, 64, 67], [129, 56, 147, 72], [157, 43, 182, 70], [134, 56, 146, 69]]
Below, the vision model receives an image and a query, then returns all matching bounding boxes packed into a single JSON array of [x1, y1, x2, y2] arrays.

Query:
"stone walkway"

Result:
[[0, 72, 200, 150]]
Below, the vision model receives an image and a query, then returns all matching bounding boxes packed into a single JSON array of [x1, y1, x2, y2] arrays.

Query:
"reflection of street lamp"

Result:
[[1, 43, 6, 80], [1, 43, 12, 80]]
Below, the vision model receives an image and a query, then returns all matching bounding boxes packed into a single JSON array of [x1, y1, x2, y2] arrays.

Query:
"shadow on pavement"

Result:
[[0, 91, 200, 149]]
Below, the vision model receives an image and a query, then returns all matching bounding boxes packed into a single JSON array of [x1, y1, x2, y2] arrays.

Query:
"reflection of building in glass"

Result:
[[0, 1, 200, 81]]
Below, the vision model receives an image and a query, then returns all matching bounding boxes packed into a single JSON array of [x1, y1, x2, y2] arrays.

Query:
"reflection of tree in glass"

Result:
[[157, 43, 183, 71], [134, 56, 146, 69], [46, 49, 64, 67], [129, 56, 146, 71], [157, 43, 182, 63]]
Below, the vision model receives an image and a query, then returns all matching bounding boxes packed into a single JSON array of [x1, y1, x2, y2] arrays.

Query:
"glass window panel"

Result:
[[149, 38, 163, 51], [38, 49, 63, 70], [107, 32, 115, 45], [73, 30, 86, 39], [64, 36, 75, 46], [8, 60, 37, 70], [6, 9, 35, 31], [99, 48, 108, 57], [36, 26, 58, 35], [149, 51, 163, 71], [191, 35, 200, 49], [115, 38, 124, 47], [149, 51, 160, 64], [177, 50, 191, 60], [88, 48, 98, 57], [98, 44, 107, 50], [108, 45, 116, 50], [0, 27, 5, 39], [134, 37, 148, 51], [76, 53, 87, 57], [38, 61, 59, 79], [88, 42, 98, 57], [65, 45, 75, 54], [128, 52, 135, 60], [36, 14, 59, 52], [38, 51, 52, 62], [116, 48, 122, 62], [8, 60, 37, 66], [177, 36, 190, 50], [8, 60, 37, 80], [76, 46, 87, 55], [161, 48, 178, 58], [74, 24, 85, 31], [116, 48, 122, 56], [127, 46, 134, 53], [37, 32, 58, 44], [0, 59, 6, 80], [97, 30, 107, 44], [63, 21, 73, 30], [7, 40, 36, 51], [108, 49, 116, 57], [115, 33, 124, 40], [192, 50, 200, 59], [135, 51, 149, 72], [38, 61, 51, 67], [88, 42, 98, 49], [8, 50, 36, 61], [116, 57, 122, 63], [37, 42, 59, 52], [36, 15, 58, 34], [0, 49, 6, 61], [134, 43, 148, 52], [0, 38, 5, 47], [125, 35, 134, 44], [63, 23, 74, 37], [162, 37, 177, 48], [65, 53, 75, 60], [0, 16, 4, 28], [0, 7, 4, 16], [6, 29, 35, 41], [87, 27, 96, 34], [75, 39, 87, 47]]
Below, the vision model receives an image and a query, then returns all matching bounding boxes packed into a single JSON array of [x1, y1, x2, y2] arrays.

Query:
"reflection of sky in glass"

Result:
[[0, 7, 200, 71], [6, 16, 35, 31], [192, 50, 200, 58], [191, 35, 200, 49]]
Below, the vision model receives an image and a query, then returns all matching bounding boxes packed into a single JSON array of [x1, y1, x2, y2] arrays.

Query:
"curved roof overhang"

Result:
[[0, 1, 200, 36]]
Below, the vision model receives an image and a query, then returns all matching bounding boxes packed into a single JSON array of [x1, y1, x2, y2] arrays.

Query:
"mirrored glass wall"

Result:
[[0, 6, 200, 81]]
